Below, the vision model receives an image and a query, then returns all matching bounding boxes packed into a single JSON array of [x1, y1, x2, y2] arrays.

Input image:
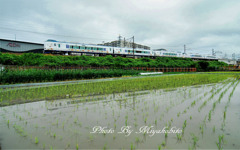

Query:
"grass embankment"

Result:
[[0, 52, 227, 70], [0, 69, 142, 84], [204, 71, 240, 74], [0, 74, 234, 106]]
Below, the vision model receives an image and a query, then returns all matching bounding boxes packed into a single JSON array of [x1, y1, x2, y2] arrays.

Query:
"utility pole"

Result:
[[133, 36, 135, 57], [212, 49, 215, 56], [118, 35, 122, 47], [184, 44, 186, 55]]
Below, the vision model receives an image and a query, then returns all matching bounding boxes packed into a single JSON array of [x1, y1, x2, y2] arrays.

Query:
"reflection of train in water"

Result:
[[44, 40, 217, 60]]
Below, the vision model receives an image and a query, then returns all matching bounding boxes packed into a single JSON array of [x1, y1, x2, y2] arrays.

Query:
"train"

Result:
[[44, 39, 217, 60]]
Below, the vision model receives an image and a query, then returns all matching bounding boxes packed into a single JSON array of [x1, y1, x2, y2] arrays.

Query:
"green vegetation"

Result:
[[35, 137, 39, 144], [0, 53, 230, 84], [0, 74, 232, 106], [216, 134, 224, 150], [196, 61, 228, 71], [0, 69, 142, 84], [0, 53, 227, 69], [191, 133, 199, 148]]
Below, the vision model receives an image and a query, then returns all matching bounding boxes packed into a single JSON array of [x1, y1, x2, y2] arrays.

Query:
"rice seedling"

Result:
[[35, 137, 39, 144], [200, 125, 204, 135], [183, 120, 187, 130], [158, 145, 162, 150], [165, 132, 168, 139], [191, 133, 199, 148], [135, 137, 140, 143], [221, 123, 225, 131], [76, 143, 79, 150], [0, 74, 232, 106], [144, 117, 147, 124], [191, 100, 196, 107], [134, 122, 138, 127], [177, 112, 180, 117], [176, 133, 182, 141], [183, 109, 187, 114], [213, 102, 216, 110], [213, 126, 216, 133], [130, 143, 135, 150], [216, 134, 224, 150], [223, 111, 226, 120], [208, 110, 212, 121], [161, 141, 166, 147]]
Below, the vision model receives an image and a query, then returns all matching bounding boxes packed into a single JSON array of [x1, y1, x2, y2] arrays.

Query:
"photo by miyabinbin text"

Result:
[[90, 126, 182, 137]]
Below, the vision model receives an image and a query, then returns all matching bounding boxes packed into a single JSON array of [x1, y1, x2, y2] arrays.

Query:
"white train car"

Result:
[[153, 49, 181, 57], [44, 39, 153, 57], [205, 55, 217, 59], [44, 39, 219, 61], [44, 39, 108, 55], [189, 54, 203, 59]]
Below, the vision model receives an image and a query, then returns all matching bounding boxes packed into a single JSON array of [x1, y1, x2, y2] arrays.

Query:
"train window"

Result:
[[110, 48, 111, 51], [54, 43, 56, 46], [58, 44, 61, 48], [66, 45, 69, 48], [70, 45, 73, 49], [78, 46, 80, 49]]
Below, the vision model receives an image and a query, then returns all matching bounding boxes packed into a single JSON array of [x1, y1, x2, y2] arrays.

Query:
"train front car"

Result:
[[44, 39, 58, 53], [44, 40, 112, 55]]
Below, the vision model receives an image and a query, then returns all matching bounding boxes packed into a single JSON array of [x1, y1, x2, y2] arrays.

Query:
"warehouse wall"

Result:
[[0, 39, 44, 53]]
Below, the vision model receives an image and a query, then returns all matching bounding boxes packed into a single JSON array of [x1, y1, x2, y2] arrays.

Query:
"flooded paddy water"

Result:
[[0, 77, 240, 149]]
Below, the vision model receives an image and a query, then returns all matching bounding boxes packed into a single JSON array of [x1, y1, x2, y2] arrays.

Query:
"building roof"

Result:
[[0, 38, 43, 45]]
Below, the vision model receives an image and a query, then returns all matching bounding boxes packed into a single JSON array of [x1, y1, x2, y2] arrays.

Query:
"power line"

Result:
[[0, 26, 116, 41]]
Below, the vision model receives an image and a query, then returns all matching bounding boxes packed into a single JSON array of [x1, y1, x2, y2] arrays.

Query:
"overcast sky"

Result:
[[1, 0, 240, 56]]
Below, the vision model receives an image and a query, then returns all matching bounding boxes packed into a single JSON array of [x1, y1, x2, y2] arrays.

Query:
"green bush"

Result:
[[0, 69, 142, 84], [0, 53, 228, 70]]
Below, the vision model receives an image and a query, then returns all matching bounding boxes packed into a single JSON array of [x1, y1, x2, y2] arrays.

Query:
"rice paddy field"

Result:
[[0, 73, 240, 149]]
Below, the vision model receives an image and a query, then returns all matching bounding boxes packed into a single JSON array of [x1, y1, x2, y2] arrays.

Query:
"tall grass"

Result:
[[0, 69, 142, 84]]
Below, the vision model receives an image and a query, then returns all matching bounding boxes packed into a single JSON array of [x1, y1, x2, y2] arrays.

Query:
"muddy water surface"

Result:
[[0, 80, 240, 149]]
